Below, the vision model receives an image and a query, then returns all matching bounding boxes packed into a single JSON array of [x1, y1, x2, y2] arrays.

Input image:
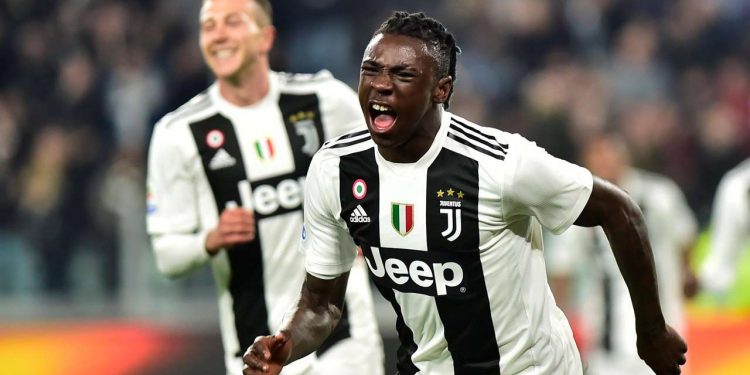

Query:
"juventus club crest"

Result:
[[391, 203, 414, 236], [290, 111, 320, 157], [437, 188, 463, 241]]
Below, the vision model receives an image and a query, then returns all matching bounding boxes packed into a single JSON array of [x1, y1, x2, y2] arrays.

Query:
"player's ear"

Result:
[[261, 25, 276, 52], [432, 76, 452, 105]]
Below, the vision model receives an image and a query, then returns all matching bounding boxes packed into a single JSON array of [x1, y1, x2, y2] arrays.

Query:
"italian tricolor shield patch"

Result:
[[391, 203, 414, 236], [254, 138, 275, 160]]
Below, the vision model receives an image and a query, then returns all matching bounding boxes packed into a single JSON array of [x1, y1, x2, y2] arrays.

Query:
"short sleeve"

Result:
[[146, 120, 200, 235], [300, 154, 358, 279], [503, 137, 593, 234]]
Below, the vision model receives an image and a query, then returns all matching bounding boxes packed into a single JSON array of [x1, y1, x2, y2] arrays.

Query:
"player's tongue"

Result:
[[373, 113, 396, 131]]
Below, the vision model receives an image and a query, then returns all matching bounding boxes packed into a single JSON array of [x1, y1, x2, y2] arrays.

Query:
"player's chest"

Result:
[[191, 106, 325, 180], [231, 114, 300, 179], [339, 148, 485, 252]]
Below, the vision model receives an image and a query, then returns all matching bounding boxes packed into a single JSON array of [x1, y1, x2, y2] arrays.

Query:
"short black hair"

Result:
[[374, 11, 461, 108]]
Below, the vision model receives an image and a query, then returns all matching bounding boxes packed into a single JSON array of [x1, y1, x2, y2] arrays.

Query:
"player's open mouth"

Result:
[[369, 103, 397, 132], [211, 47, 237, 61]]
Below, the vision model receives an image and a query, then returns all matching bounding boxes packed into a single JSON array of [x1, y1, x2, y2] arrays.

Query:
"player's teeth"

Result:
[[372, 104, 391, 112], [215, 49, 233, 58]]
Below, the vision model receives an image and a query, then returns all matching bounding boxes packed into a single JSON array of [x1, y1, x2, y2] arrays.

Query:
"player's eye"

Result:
[[226, 15, 243, 27], [361, 66, 379, 76], [201, 20, 215, 32]]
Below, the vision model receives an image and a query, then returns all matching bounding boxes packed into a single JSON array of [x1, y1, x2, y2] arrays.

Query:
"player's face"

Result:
[[358, 33, 450, 151], [199, 0, 273, 81], [582, 136, 628, 183]]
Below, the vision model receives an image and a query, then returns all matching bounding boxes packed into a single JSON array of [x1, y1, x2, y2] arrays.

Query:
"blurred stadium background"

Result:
[[1, 0, 749, 374]]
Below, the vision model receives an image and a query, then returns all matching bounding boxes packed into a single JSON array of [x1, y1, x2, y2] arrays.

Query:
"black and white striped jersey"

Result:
[[301, 111, 593, 374], [147, 71, 381, 375]]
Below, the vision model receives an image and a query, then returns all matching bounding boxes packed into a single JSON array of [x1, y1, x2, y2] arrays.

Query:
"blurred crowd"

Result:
[[1, 0, 749, 300]]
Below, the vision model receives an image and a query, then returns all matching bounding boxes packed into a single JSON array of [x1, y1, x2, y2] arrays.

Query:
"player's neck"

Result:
[[378, 109, 442, 164], [217, 63, 270, 107]]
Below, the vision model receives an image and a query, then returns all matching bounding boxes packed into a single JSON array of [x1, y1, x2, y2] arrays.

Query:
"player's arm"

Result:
[[204, 206, 256, 255], [700, 171, 748, 297], [574, 177, 687, 374], [665, 179, 700, 299], [242, 271, 349, 375], [147, 119, 256, 278], [244, 150, 357, 373], [681, 241, 698, 298], [147, 120, 214, 277], [153, 203, 256, 270]]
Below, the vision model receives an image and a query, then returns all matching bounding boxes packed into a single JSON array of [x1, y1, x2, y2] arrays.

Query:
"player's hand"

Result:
[[637, 324, 687, 374], [682, 266, 699, 299], [242, 331, 293, 375], [205, 207, 255, 254]]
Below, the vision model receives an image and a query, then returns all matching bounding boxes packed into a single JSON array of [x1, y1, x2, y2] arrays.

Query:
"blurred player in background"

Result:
[[546, 132, 697, 374], [700, 158, 750, 300], [243, 11, 687, 375], [146, 0, 383, 374]]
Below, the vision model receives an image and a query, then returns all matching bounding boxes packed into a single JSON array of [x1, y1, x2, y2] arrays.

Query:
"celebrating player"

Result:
[[243, 11, 687, 375], [146, 1, 383, 374]]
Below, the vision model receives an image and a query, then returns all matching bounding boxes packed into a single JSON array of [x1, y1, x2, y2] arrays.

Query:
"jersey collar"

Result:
[[209, 71, 280, 117], [374, 110, 452, 171]]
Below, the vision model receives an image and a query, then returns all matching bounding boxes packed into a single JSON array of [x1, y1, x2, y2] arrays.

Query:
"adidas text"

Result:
[[350, 205, 371, 223]]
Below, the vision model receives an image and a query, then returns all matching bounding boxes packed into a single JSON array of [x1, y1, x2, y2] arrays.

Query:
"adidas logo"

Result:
[[350, 205, 371, 223], [209, 148, 237, 170]]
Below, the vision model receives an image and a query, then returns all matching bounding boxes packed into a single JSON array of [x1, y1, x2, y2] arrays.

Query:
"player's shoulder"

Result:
[[724, 158, 750, 183], [632, 168, 677, 189], [307, 128, 374, 175], [154, 89, 216, 133], [318, 127, 373, 156], [445, 112, 531, 162], [716, 159, 750, 197], [275, 69, 350, 94], [630, 168, 684, 204]]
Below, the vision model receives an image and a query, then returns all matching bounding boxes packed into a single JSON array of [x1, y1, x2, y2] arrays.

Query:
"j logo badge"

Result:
[[437, 188, 463, 241]]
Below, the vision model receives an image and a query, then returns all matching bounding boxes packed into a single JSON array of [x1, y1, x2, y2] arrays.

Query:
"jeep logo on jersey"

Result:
[[365, 246, 464, 296], [391, 203, 414, 236], [241, 176, 306, 216], [290, 111, 320, 157], [437, 188, 464, 241]]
